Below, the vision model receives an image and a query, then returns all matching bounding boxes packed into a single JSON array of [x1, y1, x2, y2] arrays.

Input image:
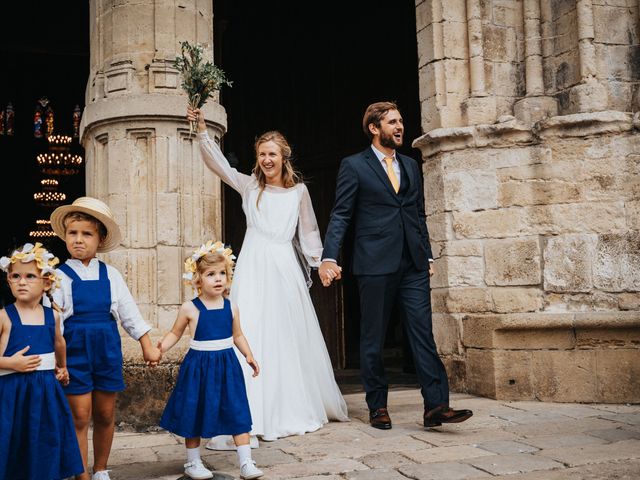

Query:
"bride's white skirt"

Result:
[[208, 235, 348, 447]]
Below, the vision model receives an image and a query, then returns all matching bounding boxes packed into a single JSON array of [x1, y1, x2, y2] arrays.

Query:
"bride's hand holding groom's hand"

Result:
[[319, 261, 342, 287]]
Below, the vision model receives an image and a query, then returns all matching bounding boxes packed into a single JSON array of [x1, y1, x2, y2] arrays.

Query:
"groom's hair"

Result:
[[362, 101, 399, 141]]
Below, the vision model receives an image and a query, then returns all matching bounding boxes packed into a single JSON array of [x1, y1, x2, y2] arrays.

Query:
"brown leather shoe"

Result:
[[424, 405, 473, 428], [369, 407, 392, 429]]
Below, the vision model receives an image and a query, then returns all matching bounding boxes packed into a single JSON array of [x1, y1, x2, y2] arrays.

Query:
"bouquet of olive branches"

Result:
[[174, 40, 232, 135]]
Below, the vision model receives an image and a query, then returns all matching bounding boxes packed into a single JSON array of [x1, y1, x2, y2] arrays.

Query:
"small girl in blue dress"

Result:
[[0, 242, 83, 480], [159, 241, 263, 480]]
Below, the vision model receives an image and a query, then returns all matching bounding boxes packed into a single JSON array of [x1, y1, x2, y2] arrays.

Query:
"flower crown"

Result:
[[0, 242, 61, 292], [183, 240, 236, 283]]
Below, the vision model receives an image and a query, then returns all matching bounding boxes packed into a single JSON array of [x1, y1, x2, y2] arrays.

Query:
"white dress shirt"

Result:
[[49, 258, 151, 340], [371, 144, 401, 188]]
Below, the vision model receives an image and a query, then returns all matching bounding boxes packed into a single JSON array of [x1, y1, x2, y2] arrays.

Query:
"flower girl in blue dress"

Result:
[[0, 243, 83, 480], [159, 241, 263, 480]]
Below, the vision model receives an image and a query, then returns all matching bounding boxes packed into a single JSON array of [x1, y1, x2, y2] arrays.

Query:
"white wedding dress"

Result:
[[196, 132, 349, 446]]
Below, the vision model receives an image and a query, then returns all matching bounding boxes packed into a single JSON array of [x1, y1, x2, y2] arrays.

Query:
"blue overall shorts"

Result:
[[59, 261, 125, 394]]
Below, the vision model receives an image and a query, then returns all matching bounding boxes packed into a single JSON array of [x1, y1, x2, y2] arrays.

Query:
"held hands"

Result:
[[9, 346, 41, 373], [186, 106, 207, 133], [246, 356, 260, 377], [143, 343, 162, 368], [318, 261, 342, 287], [55, 365, 70, 386]]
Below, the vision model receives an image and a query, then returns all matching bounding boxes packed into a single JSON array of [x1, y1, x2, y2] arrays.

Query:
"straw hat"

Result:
[[50, 196, 122, 253]]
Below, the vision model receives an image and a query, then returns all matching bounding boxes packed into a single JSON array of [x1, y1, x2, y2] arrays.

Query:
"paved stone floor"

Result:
[[98, 389, 640, 479]]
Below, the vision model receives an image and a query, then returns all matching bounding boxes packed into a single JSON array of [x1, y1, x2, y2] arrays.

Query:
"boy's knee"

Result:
[[93, 407, 115, 426]]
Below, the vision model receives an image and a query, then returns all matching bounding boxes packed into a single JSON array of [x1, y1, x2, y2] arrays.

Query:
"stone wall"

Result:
[[414, 0, 640, 402]]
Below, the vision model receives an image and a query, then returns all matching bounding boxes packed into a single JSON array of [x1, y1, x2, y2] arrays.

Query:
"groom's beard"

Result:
[[380, 130, 403, 149]]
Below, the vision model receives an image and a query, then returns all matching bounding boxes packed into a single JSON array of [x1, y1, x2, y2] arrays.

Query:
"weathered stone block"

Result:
[[485, 238, 541, 286], [493, 0, 522, 27], [596, 349, 640, 403], [432, 313, 461, 355], [118, 364, 180, 430], [490, 287, 543, 313], [156, 245, 182, 305], [441, 287, 492, 313], [499, 179, 582, 207], [514, 96, 559, 124], [532, 350, 598, 402], [444, 169, 498, 211], [594, 232, 640, 291], [568, 80, 609, 113], [466, 348, 534, 400], [444, 256, 486, 286], [453, 207, 528, 239], [439, 239, 484, 257], [543, 235, 597, 292], [462, 96, 497, 125]]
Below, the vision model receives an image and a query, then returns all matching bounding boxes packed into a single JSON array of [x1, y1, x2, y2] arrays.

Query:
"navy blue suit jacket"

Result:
[[322, 146, 433, 275]]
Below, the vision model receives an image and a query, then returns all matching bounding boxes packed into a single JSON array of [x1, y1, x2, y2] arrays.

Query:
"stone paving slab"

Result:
[[398, 461, 491, 479], [99, 389, 640, 479], [517, 432, 609, 449], [496, 458, 640, 479], [536, 438, 640, 467], [466, 453, 564, 476]]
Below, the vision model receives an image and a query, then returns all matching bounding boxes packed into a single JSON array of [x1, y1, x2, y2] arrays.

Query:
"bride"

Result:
[[187, 107, 349, 446]]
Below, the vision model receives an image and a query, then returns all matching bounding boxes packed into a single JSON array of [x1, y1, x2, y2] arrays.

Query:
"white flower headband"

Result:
[[183, 240, 236, 284], [0, 242, 61, 292]]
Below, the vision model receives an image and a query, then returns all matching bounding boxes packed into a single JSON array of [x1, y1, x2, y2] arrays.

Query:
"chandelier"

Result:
[[37, 152, 83, 176], [29, 99, 84, 241], [29, 219, 57, 238]]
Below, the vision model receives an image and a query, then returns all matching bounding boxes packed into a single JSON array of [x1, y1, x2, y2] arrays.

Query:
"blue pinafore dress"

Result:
[[160, 298, 252, 438], [59, 261, 125, 394], [0, 303, 83, 480]]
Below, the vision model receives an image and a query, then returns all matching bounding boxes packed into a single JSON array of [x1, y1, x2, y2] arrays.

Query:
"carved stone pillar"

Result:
[[461, 0, 496, 125], [81, 0, 227, 426], [514, 0, 557, 124], [569, 0, 608, 111]]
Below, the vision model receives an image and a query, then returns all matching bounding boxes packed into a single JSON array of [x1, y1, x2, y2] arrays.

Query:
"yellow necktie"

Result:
[[384, 156, 400, 193]]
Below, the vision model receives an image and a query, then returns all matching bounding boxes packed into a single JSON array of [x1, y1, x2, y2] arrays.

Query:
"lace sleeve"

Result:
[[297, 184, 323, 268], [197, 132, 253, 194]]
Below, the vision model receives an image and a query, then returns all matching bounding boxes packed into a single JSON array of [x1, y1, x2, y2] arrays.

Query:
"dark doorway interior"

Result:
[[213, 0, 422, 382], [0, 3, 89, 307]]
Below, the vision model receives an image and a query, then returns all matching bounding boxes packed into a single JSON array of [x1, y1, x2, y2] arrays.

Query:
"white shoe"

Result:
[[205, 435, 259, 450], [92, 471, 111, 480], [184, 459, 214, 479], [240, 460, 264, 479]]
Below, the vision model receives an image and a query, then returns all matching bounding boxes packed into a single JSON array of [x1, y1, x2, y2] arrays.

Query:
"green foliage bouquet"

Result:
[[174, 40, 232, 135]]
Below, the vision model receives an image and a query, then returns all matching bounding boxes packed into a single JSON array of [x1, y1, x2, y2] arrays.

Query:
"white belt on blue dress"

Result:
[[190, 337, 234, 351], [0, 351, 56, 376]]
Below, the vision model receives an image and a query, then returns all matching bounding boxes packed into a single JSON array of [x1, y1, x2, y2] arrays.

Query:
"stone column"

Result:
[[513, 0, 557, 124], [415, 0, 470, 131], [461, 0, 496, 125], [81, 0, 227, 427], [569, 0, 608, 111]]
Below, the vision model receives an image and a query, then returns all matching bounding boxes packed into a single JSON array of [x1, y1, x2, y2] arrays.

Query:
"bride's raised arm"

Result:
[[197, 131, 253, 195], [297, 184, 323, 268]]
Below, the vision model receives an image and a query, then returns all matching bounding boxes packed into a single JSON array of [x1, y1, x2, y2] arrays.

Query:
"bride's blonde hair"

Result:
[[252, 131, 302, 207]]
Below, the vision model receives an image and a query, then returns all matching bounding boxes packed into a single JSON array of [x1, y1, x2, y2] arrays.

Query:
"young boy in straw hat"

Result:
[[48, 196, 162, 480]]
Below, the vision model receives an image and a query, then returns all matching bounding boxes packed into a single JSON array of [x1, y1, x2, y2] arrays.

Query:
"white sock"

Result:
[[237, 444, 252, 466], [186, 446, 200, 463]]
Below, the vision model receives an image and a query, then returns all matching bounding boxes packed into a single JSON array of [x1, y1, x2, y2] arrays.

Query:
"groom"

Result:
[[319, 101, 472, 430]]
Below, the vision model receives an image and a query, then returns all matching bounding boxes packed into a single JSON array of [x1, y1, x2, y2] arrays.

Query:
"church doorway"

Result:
[[213, 0, 423, 377]]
